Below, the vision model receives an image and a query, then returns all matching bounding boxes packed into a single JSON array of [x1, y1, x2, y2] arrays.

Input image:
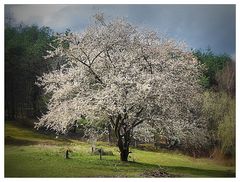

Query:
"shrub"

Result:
[[136, 144, 157, 151], [92, 148, 114, 156], [203, 91, 235, 157]]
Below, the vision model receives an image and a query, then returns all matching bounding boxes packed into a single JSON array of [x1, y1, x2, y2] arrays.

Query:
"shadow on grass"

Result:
[[5, 135, 72, 146], [163, 165, 235, 177], [5, 120, 73, 146], [5, 136, 39, 146], [122, 161, 235, 177]]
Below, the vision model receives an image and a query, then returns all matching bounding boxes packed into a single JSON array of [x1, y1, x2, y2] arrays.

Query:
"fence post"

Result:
[[99, 148, 102, 160], [65, 150, 70, 159]]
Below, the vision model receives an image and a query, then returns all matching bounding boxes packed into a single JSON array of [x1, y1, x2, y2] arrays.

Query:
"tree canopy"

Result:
[[35, 15, 208, 161]]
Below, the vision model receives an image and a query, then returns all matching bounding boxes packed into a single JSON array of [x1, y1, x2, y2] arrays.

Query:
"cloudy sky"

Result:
[[5, 4, 236, 56]]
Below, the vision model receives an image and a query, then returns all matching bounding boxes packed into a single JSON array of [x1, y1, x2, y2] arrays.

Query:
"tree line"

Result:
[[5, 24, 54, 120], [193, 49, 235, 158]]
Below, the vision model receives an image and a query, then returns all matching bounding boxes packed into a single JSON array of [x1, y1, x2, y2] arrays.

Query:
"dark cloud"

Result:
[[5, 4, 235, 55]]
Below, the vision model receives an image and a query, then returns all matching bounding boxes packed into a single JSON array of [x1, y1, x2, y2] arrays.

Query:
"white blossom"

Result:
[[35, 15, 208, 160]]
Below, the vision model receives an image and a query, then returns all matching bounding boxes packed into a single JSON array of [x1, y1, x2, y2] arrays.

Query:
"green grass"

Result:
[[5, 121, 71, 145], [5, 121, 235, 177]]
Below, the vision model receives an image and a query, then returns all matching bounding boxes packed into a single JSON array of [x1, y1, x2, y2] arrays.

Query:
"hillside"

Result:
[[5, 121, 235, 177]]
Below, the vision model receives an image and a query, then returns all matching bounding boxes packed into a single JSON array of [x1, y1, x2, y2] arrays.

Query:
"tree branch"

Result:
[[114, 114, 122, 138], [106, 49, 116, 68], [130, 107, 144, 129], [132, 119, 144, 128], [140, 47, 153, 74], [79, 47, 90, 62], [109, 116, 115, 127], [69, 53, 104, 85], [143, 55, 153, 74], [90, 49, 105, 66], [135, 107, 144, 118]]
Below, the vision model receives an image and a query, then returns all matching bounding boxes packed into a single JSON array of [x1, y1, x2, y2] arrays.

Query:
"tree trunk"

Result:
[[73, 120, 77, 133], [117, 135, 130, 162], [120, 148, 129, 161], [113, 114, 132, 162]]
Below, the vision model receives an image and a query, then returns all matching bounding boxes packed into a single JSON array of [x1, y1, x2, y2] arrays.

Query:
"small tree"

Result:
[[215, 61, 235, 96], [203, 91, 235, 157], [35, 14, 207, 161]]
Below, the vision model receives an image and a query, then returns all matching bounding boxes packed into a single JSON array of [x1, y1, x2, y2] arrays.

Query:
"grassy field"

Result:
[[5, 121, 235, 177]]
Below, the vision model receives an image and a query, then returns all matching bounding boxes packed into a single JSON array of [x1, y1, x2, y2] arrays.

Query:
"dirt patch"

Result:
[[140, 168, 178, 177]]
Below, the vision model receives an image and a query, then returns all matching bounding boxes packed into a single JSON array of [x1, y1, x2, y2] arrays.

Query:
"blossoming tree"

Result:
[[35, 14, 207, 161]]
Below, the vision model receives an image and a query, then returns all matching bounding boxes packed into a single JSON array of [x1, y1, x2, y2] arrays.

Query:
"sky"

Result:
[[5, 4, 236, 57]]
